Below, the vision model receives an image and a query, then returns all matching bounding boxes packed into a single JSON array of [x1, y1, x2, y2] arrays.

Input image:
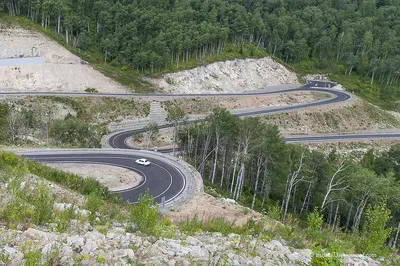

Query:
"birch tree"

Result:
[[166, 104, 187, 156], [282, 149, 307, 223], [321, 160, 348, 211], [207, 109, 238, 184], [233, 117, 263, 201], [143, 122, 159, 149], [251, 152, 266, 210], [7, 105, 21, 143]]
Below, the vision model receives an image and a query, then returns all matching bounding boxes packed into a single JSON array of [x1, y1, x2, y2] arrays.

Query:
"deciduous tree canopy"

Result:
[[2, 0, 400, 86]]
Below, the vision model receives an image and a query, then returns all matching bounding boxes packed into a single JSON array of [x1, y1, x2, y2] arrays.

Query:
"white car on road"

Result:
[[135, 158, 151, 166]]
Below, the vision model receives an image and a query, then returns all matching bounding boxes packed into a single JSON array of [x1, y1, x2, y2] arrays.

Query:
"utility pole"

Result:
[[45, 111, 50, 149], [46, 121, 49, 148]]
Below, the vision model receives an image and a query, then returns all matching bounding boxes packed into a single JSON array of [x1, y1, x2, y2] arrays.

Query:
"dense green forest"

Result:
[[1, 0, 400, 85], [177, 108, 400, 255]]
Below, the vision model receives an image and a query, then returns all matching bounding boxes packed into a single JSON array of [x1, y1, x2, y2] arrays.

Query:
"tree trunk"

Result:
[[251, 156, 264, 210], [371, 71, 375, 85], [300, 183, 312, 214], [321, 161, 346, 211], [230, 149, 239, 197], [57, 14, 61, 34], [198, 133, 211, 177], [211, 131, 220, 184], [392, 222, 400, 249], [220, 148, 227, 188], [352, 195, 369, 233], [283, 153, 305, 223], [345, 203, 353, 231], [331, 203, 339, 232], [348, 65, 354, 75]]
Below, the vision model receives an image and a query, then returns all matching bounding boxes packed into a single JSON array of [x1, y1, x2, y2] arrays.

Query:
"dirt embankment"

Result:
[[0, 24, 129, 93], [148, 57, 299, 94]]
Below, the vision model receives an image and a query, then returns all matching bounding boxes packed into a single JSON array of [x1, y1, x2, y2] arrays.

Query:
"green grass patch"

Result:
[[0, 150, 119, 203]]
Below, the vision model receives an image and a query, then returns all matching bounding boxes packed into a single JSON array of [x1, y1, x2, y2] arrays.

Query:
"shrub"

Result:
[[0, 249, 11, 265], [307, 208, 324, 232], [55, 206, 76, 233], [202, 218, 241, 236], [359, 202, 393, 256], [85, 87, 98, 93], [23, 156, 119, 204], [311, 246, 343, 266], [49, 117, 103, 148], [1, 177, 31, 227], [130, 191, 159, 234], [43, 243, 62, 266], [243, 218, 264, 235], [85, 192, 105, 225], [178, 215, 203, 234], [266, 203, 281, 221], [32, 184, 54, 225], [22, 243, 42, 266]]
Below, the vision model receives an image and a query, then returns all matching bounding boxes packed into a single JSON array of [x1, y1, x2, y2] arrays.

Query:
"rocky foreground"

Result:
[[0, 222, 380, 266]]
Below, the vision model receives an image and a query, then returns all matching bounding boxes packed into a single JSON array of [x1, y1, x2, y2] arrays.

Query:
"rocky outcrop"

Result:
[[148, 57, 299, 94], [0, 225, 380, 265]]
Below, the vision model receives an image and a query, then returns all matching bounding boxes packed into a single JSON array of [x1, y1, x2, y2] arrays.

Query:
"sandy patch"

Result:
[[166, 192, 263, 226], [0, 24, 130, 93], [162, 165, 264, 226], [46, 163, 143, 192]]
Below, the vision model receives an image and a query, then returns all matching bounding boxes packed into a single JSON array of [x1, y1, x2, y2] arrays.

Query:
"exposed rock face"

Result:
[[148, 57, 299, 94], [0, 225, 380, 265]]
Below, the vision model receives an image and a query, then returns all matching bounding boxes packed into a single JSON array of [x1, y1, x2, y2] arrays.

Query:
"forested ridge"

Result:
[[2, 0, 400, 86]]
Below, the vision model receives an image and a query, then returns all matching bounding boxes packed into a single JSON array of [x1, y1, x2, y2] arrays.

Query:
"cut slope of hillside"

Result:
[[148, 57, 299, 94], [265, 99, 400, 135], [0, 23, 130, 93]]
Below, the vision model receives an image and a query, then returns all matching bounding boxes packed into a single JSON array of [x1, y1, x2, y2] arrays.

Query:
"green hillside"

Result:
[[1, 0, 400, 108]]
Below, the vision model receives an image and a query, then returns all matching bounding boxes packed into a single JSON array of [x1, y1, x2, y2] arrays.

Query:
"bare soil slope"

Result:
[[265, 99, 400, 135], [0, 24, 129, 93]]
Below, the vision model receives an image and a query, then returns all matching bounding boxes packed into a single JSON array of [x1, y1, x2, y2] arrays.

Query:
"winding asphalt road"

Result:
[[21, 151, 186, 204], [108, 83, 353, 149], [11, 80, 400, 205]]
